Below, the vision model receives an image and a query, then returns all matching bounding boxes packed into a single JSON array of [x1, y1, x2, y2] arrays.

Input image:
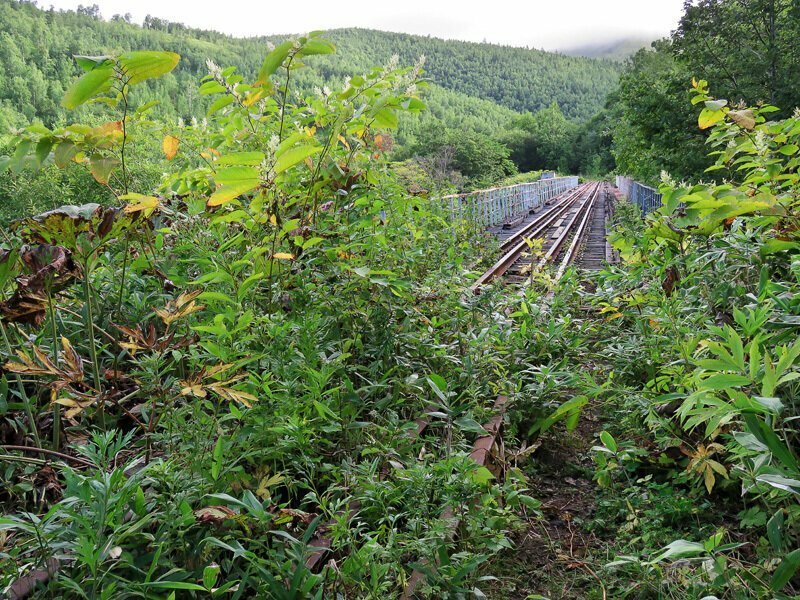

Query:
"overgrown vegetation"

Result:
[[608, 0, 800, 184], [2, 0, 800, 598], [0, 0, 619, 217], [0, 32, 571, 599]]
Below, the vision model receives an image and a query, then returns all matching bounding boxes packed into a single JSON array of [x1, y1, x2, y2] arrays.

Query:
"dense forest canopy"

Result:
[[0, 0, 621, 128], [609, 0, 800, 184]]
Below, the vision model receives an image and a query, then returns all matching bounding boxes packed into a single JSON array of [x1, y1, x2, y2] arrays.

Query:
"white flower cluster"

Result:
[[385, 54, 399, 71], [399, 54, 426, 94], [205, 59, 222, 78], [753, 130, 769, 155], [659, 170, 676, 187]]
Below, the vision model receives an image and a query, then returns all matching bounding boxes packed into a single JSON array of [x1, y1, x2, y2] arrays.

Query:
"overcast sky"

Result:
[[42, 0, 686, 51]]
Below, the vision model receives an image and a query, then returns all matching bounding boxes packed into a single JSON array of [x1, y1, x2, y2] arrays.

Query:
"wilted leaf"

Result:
[[195, 505, 237, 525], [89, 155, 120, 184], [728, 109, 755, 129], [120, 193, 160, 214], [699, 107, 727, 130]]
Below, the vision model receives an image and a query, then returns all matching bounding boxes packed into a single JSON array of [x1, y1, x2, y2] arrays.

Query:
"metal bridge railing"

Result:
[[442, 176, 580, 227], [615, 176, 662, 215]]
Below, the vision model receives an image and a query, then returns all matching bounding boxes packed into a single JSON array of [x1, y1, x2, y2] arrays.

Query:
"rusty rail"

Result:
[[402, 395, 508, 598], [469, 183, 591, 292]]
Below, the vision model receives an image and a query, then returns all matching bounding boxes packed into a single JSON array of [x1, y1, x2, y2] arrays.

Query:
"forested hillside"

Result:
[[607, 0, 800, 184], [0, 0, 620, 131], [0, 0, 622, 210]]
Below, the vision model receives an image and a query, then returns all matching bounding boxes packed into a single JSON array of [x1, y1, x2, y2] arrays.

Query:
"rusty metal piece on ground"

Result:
[[403, 395, 508, 598], [7, 558, 60, 600]]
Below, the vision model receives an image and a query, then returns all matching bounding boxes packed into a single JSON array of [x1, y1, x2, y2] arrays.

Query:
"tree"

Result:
[[673, 0, 800, 111], [610, 41, 713, 184], [502, 102, 576, 173]]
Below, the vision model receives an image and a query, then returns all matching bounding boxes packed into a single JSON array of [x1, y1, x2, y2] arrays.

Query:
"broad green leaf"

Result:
[[118, 51, 180, 85], [532, 396, 588, 435], [197, 291, 237, 305], [778, 144, 799, 156], [89, 155, 119, 184], [697, 374, 750, 390], [770, 548, 800, 591], [54, 142, 79, 167], [62, 66, 114, 109], [274, 144, 321, 173], [299, 38, 335, 56], [744, 414, 798, 471], [217, 152, 265, 166], [211, 436, 223, 481], [756, 474, 800, 494], [202, 564, 220, 591], [74, 55, 113, 71], [208, 180, 260, 207], [600, 431, 617, 453], [208, 167, 260, 206], [761, 239, 800, 256], [207, 95, 234, 116], [258, 41, 293, 83], [767, 510, 784, 551], [373, 107, 399, 129], [470, 466, 495, 485], [215, 166, 260, 186], [34, 138, 54, 166]]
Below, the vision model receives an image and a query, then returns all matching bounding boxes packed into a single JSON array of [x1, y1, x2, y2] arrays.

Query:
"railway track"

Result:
[[305, 180, 612, 586], [471, 181, 610, 292]]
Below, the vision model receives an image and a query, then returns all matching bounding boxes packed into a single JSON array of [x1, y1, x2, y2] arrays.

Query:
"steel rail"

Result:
[[470, 183, 592, 292], [555, 182, 604, 279], [498, 183, 590, 251], [536, 181, 601, 270]]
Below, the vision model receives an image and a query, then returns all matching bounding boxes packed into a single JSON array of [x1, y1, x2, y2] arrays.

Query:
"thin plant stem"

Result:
[[82, 258, 104, 427], [0, 321, 41, 448], [48, 293, 61, 450]]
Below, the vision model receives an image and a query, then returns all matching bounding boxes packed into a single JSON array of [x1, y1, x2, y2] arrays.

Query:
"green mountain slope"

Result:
[[296, 29, 622, 119], [0, 1, 619, 135]]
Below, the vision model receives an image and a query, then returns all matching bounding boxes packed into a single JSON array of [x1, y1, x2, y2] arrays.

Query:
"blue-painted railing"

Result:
[[444, 176, 580, 227], [615, 176, 662, 215]]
